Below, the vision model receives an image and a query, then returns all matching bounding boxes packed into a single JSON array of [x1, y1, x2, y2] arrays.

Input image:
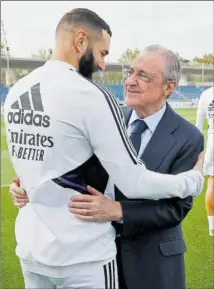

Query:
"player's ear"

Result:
[[74, 30, 88, 54]]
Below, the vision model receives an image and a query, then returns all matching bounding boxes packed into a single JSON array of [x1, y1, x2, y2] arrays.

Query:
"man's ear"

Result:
[[74, 30, 88, 53], [164, 81, 177, 98]]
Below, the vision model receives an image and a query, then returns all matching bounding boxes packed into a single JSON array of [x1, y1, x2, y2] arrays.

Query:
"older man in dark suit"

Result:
[[10, 45, 204, 289], [68, 45, 204, 289]]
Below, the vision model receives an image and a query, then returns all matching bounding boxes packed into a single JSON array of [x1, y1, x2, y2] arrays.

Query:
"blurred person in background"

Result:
[[196, 86, 214, 236]]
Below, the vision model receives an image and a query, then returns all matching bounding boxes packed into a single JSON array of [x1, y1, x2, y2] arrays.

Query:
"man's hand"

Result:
[[68, 186, 123, 222], [9, 177, 29, 208]]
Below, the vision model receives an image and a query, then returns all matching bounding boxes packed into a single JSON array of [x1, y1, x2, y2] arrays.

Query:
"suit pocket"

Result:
[[159, 238, 187, 256]]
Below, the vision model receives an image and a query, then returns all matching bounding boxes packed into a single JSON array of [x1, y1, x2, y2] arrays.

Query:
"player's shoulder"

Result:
[[74, 72, 108, 95], [4, 68, 40, 106], [8, 66, 42, 90], [68, 71, 112, 102]]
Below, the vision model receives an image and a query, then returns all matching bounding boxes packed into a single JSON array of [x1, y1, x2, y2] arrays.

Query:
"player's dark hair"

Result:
[[56, 8, 112, 37]]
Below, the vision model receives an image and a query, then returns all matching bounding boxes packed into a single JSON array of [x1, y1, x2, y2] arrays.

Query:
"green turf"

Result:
[[1, 120, 15, 186], [1, 108, 213, 289], [1, 187, 24, 288]]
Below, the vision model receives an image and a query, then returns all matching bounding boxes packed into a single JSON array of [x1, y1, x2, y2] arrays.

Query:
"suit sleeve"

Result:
[[119, 134, 204, 236], [84, 86, 204, 200]]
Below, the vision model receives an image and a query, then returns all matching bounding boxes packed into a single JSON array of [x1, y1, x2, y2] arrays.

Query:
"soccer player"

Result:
[[4, 8, 204, 289], [196, 86, 214, 236]]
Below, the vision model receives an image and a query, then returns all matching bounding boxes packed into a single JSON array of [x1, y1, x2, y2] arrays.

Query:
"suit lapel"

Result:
[[122, 103, 179, 172], [141, 103, 179, 171]]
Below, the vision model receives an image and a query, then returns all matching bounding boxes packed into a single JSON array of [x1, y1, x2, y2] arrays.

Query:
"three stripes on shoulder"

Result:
[[11, 83, 44, 112]]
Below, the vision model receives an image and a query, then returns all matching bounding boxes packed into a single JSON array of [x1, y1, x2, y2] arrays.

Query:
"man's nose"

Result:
[[125, 75, 138, 86], [98, 62, 106, 71]]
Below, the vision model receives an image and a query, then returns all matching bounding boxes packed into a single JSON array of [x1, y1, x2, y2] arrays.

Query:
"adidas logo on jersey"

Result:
[[208, 100, 214, 111], [8, 110, 50, 127], [7, 83, 50, 128]]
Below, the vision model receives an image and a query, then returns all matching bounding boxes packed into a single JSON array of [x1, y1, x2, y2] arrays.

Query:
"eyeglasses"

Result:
[[126, 68, 155, 83]]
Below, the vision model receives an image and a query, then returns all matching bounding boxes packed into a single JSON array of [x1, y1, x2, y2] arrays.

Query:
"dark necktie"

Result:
[[129, 119, 148, 155]]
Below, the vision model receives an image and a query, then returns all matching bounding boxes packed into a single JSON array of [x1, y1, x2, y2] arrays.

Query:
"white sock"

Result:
[[208, 216, 214, 235]]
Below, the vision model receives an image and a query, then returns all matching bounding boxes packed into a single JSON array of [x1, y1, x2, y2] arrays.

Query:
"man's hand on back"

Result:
[[68, 186, 123, 222], [10, 178, 123, 222]]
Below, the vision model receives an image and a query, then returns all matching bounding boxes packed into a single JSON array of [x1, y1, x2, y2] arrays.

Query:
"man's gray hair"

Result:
[[143, 45, 181, 84]]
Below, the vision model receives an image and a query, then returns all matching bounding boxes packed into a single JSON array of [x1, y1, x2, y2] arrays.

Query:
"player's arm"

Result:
[[119, 134, 204, 236], [83, 85, 204, 200], [196, 93, 206, 132]]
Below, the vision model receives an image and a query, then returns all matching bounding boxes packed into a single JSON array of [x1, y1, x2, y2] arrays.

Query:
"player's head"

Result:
[[125, 45, 180, 114], [54, 8, 112, 79]]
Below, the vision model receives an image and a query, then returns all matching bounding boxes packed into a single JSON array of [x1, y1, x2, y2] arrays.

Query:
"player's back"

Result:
[[4, 60, 95, 189], [4, 60, 116, 273]]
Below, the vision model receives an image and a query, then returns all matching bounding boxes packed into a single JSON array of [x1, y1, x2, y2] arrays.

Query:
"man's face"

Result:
[[79, 29, 110, 79], [125, 52, 176, 110]]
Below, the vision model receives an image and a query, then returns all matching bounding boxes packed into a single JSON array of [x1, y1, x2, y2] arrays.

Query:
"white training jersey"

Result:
[[4, 60, 203, 271], [196, 86, 214, 135]]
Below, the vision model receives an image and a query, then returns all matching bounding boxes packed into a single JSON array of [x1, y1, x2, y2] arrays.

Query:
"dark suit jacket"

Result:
[[115, 103, 204, 289]]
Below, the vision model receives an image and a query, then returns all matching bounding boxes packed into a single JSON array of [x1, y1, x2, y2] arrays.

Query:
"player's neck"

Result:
[[51, 49, 79, 71]]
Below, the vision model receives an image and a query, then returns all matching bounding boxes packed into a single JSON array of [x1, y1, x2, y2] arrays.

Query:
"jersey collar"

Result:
[[45, 60, 77, 71]]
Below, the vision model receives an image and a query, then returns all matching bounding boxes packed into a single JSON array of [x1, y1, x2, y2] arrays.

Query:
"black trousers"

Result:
[[116, 237, 128, 289]]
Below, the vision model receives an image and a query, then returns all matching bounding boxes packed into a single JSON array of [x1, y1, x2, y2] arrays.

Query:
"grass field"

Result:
[[1, 108, 213, 289]]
